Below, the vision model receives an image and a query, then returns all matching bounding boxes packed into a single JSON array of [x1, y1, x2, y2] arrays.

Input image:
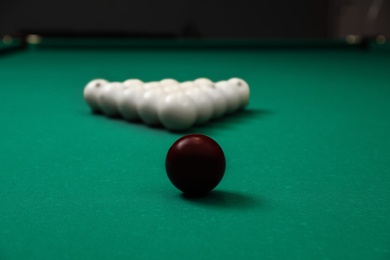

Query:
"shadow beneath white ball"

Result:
[[179, 108, 273, 134]]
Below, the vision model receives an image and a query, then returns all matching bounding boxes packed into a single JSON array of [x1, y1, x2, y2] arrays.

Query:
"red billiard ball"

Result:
[[165, 134, 226, 195]]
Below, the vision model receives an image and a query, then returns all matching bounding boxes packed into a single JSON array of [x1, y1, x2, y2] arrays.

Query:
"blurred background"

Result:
[[0, 0, 389, 40]]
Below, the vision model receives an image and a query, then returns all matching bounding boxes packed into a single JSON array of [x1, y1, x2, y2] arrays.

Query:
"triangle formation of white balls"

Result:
[[83, 78, 250, 131]]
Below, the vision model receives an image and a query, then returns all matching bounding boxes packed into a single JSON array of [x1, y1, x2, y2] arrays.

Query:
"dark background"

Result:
[[0, 0, 389, 38]]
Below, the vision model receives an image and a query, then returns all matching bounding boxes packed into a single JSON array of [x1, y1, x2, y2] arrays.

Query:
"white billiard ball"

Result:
[[97, 82, 124, 117], [227, 78, 250, 108], [215, 81, 241, 114], [160, 78, 179, 86], [194, 78, 213, 87], [117, 84, 144, 121], [137, 88, 164, 125], [83, 79, 108, 112], [184, 88, 214, 125], [143, 82, 161, 90], [158, 92, 197, 131], [163, 85, 181, 93], [180, 81, 197, 89], [199, 85, 227, 119], [123, 79, 143, 87]]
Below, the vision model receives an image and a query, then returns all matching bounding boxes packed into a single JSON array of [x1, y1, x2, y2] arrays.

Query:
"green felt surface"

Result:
[[0, 43, 390, 259]]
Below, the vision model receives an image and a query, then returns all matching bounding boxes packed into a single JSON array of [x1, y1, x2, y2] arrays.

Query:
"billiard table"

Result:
[[1, 37, 389, 259]]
